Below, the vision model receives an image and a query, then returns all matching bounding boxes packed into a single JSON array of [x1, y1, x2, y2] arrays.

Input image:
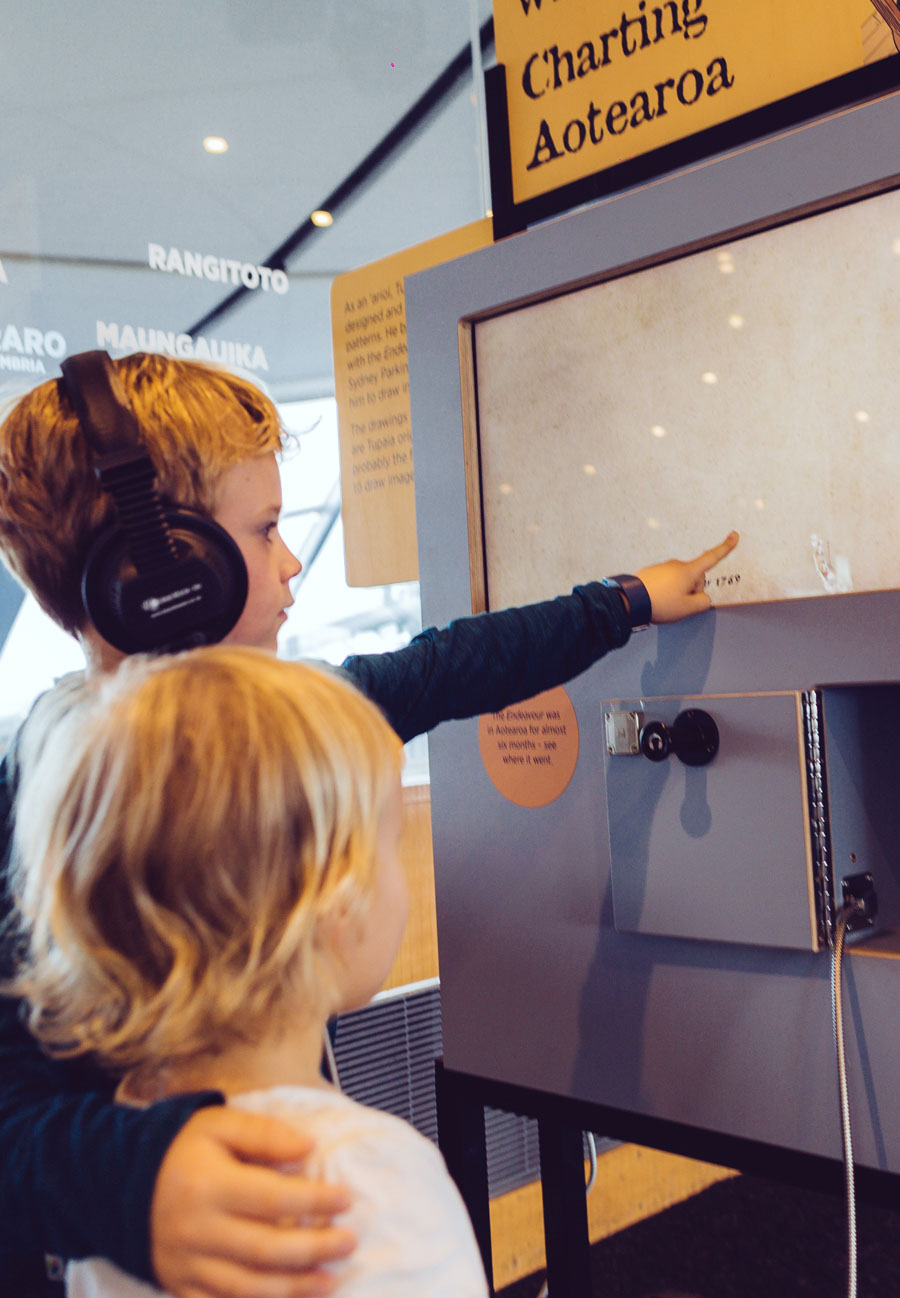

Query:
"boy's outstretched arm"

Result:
[[344, 532, 739, 743], [152, 1108, 355, 1298]]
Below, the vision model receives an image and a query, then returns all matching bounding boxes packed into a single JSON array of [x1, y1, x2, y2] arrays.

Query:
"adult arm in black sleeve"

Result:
[[0, 749, 223, 1285], [0, 1006, 220, 1282], [340, 581, 631, 743]]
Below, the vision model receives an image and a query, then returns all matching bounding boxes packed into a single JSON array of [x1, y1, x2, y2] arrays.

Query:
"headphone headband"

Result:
[[60, 351, 144, 460]]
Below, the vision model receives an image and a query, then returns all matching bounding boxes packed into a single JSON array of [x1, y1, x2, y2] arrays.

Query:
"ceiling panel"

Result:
[[0, 0, 495, 398]]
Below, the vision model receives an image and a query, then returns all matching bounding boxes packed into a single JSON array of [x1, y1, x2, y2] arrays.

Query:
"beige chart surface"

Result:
[[472, 185, 900, 611]]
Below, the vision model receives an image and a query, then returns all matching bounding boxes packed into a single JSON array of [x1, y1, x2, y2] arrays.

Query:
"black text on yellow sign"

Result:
[[493, 0, 886, 206], [522, 4, 732, 175]]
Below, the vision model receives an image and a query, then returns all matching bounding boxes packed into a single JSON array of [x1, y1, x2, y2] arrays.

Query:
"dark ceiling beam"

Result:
[[187, 16, 494, 338]]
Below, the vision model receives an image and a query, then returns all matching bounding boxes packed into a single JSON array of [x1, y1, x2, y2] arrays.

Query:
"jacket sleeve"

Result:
[[0, 747, 222, 1284], [340, 581, 631, 743]]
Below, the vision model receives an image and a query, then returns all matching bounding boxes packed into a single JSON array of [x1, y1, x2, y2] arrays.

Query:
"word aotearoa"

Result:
[[527, 56, 734, 170]]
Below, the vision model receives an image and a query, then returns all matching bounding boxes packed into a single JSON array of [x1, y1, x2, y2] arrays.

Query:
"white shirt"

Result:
[[67, 1085, 488, 1298]]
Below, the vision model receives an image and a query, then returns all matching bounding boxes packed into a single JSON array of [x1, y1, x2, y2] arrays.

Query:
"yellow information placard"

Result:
[[493, 0, 895, 207], [332, 219, 493, 587]]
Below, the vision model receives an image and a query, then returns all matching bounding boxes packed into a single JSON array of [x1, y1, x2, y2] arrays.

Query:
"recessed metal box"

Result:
[[604, 692, 821, 951]]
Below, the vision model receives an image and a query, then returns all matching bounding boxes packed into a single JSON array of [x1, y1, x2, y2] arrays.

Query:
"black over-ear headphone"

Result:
[[59, 350, 248, 654]]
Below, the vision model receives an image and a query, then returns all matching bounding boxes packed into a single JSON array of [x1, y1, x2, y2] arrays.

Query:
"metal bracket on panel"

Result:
[[604, 709, 642, 756], [841, 871, 878, 934], [802, 688, 835, 950]]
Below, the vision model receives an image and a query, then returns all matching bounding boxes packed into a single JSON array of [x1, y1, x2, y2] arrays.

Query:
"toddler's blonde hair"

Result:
[[10, 648, 403, 1077]]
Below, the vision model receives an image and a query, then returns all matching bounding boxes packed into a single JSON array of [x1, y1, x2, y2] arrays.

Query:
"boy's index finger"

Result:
[[693, 530, 739, 576]]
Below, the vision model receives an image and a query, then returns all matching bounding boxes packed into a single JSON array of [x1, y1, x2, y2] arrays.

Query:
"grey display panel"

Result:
[[406, 90, 900, 1172]]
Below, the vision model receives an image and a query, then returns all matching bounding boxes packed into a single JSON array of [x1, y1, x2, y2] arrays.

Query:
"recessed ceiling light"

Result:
[[203, 136, 228, 154], [701, 371, 718, 385], [651, 424, 667, 438], [311, 210, 333, 228]]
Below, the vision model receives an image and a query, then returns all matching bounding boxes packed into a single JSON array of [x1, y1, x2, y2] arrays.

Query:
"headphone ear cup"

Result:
[[82, 510, 248, 654]]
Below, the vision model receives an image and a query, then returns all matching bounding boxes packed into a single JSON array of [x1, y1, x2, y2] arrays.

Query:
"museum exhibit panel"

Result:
[[407, 84, 900, 1292]]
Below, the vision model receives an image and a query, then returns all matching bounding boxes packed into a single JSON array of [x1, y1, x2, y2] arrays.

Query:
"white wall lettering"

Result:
[[96, 320, 269, 372], [147, 243, 289, 294], [0, 325, 66, 363]]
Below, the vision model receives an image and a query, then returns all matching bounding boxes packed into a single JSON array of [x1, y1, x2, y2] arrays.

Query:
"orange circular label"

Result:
[[478, 685, 579, 808]]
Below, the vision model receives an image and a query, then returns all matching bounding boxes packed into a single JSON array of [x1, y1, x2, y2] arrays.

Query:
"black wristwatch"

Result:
[[601, 573, 652, 630]]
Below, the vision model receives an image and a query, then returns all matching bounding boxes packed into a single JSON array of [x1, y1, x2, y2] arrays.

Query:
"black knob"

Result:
[[671, 709, 719, 766], [639, 720, 671, 762]]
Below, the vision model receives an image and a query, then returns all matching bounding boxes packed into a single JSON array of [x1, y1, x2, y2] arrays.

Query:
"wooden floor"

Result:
[[489, 1145, 737, 1291]]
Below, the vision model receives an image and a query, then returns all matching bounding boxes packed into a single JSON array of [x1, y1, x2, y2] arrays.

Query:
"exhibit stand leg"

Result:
[[434, 1057, 900, 1296], [435, 1059, 495, 1292], [436, 1060, 592, 1297], [537, 1118, 592, 1296]]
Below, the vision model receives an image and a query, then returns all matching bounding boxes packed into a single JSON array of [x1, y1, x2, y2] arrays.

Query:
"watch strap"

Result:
[[601, 573, 652, 630]]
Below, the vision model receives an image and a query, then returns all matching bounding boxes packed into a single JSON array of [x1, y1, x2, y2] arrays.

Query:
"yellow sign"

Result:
[[332, 220, 493, 587], [492, 0, 892, 206]]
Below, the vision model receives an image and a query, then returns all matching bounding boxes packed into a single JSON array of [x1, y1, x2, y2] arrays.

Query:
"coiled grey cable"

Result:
[[831, 901, 863, 1298], [585, 1132, 598, 1194], [321, 1026, 341, 1090]]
